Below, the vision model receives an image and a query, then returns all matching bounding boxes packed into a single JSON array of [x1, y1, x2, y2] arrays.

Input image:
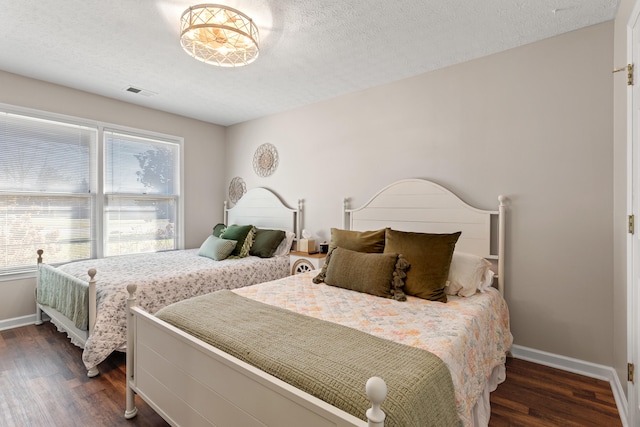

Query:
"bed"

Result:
[[35, 187, 301, 377], [124, 179, 512, 426]]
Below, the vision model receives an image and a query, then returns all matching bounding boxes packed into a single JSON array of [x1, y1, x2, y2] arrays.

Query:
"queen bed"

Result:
[[123, 179, 512, 426], [35, 187, 301, 377]]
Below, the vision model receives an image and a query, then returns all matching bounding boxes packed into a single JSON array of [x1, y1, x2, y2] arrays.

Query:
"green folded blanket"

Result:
[[157, 290, 460, 427]]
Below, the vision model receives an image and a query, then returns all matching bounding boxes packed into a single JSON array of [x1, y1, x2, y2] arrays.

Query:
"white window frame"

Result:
[[0, 104, 184, 280]]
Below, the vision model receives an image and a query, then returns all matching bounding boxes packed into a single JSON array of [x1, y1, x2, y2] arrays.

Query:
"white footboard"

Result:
[[36, 250, 100, 377], [125, 284, 387, 427]]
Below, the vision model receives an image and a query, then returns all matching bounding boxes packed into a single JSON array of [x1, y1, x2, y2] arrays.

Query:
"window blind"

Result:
[[104, 130, 179, 256], [0, 112, 97, 272]]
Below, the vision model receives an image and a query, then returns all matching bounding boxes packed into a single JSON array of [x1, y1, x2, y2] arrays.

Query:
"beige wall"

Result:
[[0, 70, 226, 322], [613, 0, 636, 395], [225, 23, 616, 366]]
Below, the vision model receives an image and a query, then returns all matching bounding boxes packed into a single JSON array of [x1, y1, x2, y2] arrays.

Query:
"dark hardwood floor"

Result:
[[0, 322, 623, 427]]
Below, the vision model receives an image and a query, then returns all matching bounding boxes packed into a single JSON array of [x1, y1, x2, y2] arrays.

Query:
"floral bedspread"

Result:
[[45, 250, 290, 370], [234, 271, 513, 427]]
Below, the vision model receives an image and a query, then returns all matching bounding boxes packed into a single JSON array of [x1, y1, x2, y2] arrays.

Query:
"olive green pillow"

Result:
[[220, 224, 256, 257], [324, 247, 408, 300], [313, 228, 387, 284], [327, 228, 387, 253], [250, 229, 286, 258], [383, 229, 461, 302]]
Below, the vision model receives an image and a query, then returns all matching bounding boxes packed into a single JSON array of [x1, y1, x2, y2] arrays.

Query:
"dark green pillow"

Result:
[[324, 247, 408, 300], [212, 223, 226, 237], [250, 229, 286, 258], [384, 229, 461, 302], [220, 224, 255, 257]]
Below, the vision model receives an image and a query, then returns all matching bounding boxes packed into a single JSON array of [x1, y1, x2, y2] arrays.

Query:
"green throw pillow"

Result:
[[250, 229, 286, 258], [328, 228, 387, 253], [313, 228, 387, 284], [198, 235, 237, 261], [383, 229, 461, 302], [220, 224, 256, 257], [212, 223, 226, 237], [324, 247, 408, 300]]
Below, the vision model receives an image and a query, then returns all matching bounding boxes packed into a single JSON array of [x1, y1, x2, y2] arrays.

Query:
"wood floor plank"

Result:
[[489, 358, 622, 427], [0, 323, 624, 426], [0, 323, 167, 427]]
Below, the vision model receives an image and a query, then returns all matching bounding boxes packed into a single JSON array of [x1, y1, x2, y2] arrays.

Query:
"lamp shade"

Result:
[[180, 4, 259, 67]]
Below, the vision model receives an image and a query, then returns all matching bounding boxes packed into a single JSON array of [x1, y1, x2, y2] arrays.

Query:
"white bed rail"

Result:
[[124, 283, 388, 427], [36, 250, 100, 376]]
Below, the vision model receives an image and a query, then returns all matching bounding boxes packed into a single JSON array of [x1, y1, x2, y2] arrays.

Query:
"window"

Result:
[[0, 107, 182, 275], [104, 131, 179, 256]]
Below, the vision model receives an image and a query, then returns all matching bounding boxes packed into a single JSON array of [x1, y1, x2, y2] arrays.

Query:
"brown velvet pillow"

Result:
[[383, 229, 461, 302], [328, 228, 387, 253], [324, 247, 408, 300], [313, 228, 387, 284]]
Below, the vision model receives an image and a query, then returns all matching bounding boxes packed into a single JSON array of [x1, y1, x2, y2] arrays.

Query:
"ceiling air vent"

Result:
[[123, 86, 157, 97]]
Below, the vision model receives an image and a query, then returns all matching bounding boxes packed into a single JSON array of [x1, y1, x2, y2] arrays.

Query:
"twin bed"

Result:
[[122, 179, 512, 427], [35, 187, 301, 377]]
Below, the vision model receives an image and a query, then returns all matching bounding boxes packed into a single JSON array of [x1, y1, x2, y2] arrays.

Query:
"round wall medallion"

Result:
[[228, 176, 246, 204], [253, 143, 279, 177]]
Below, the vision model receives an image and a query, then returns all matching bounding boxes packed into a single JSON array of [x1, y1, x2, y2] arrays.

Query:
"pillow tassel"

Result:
[[391, 255, 410, 302], [312, 248, 334, 284]]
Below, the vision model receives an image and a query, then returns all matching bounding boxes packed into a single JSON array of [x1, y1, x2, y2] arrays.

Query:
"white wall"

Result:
[[0, 70, 226, 322], [225, 23, 616, 366]]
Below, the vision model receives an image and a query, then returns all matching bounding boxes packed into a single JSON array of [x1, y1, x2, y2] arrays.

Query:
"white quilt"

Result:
[[42, 249, 290, 370]]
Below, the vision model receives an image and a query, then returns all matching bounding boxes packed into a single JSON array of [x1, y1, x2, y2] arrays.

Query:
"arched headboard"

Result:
[[344, 179, 506, 295], [225, 187, 301, 238]]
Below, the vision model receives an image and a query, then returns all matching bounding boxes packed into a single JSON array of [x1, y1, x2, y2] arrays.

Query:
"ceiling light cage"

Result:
[[180, 4, 259, 67]]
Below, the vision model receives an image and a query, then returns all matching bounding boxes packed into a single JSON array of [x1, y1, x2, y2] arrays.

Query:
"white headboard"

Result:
[[225, 188, 301, 238], [343, 179, 506, 295]]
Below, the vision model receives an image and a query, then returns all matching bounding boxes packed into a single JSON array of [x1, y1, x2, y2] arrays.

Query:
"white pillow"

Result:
[[479, 269, 495, 293], [272, 231, 296, 257], [445, 252, 492, 297]]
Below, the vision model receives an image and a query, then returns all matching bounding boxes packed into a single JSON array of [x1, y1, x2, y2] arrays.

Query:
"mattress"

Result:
[[37, 249, 290, 369], [233, 270, 513, 426]]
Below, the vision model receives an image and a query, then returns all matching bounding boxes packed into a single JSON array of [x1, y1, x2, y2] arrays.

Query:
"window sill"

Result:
[[0, 269, 38, 282]]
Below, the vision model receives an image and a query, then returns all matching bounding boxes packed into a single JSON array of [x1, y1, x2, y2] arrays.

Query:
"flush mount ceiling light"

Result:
[[180, 4, 259, 67]]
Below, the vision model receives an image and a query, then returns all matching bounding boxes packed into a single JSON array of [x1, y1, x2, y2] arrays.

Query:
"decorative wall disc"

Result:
[[228, 176, 246, 204], [253, 143, 279, 177]]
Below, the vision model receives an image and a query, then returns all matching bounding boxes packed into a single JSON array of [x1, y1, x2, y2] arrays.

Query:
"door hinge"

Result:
[[629, 214, 635, 234], [629, 363, 635, 383], [613, 63, 634, 85]]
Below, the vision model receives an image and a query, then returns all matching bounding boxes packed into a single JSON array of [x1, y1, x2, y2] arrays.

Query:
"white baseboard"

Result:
[[511, 344, 628, 427], [0, 314, 37, 332]]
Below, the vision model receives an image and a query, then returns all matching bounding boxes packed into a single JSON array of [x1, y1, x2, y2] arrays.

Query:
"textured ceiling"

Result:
[[0, 0, 619, 126]]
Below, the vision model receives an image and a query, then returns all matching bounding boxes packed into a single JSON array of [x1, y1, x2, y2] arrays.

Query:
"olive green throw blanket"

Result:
[[38, 264, 89, 330], [156, 290, 460, 427]]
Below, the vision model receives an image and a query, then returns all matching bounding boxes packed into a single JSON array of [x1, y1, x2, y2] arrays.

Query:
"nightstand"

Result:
[[289, 251, 327, 275]]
